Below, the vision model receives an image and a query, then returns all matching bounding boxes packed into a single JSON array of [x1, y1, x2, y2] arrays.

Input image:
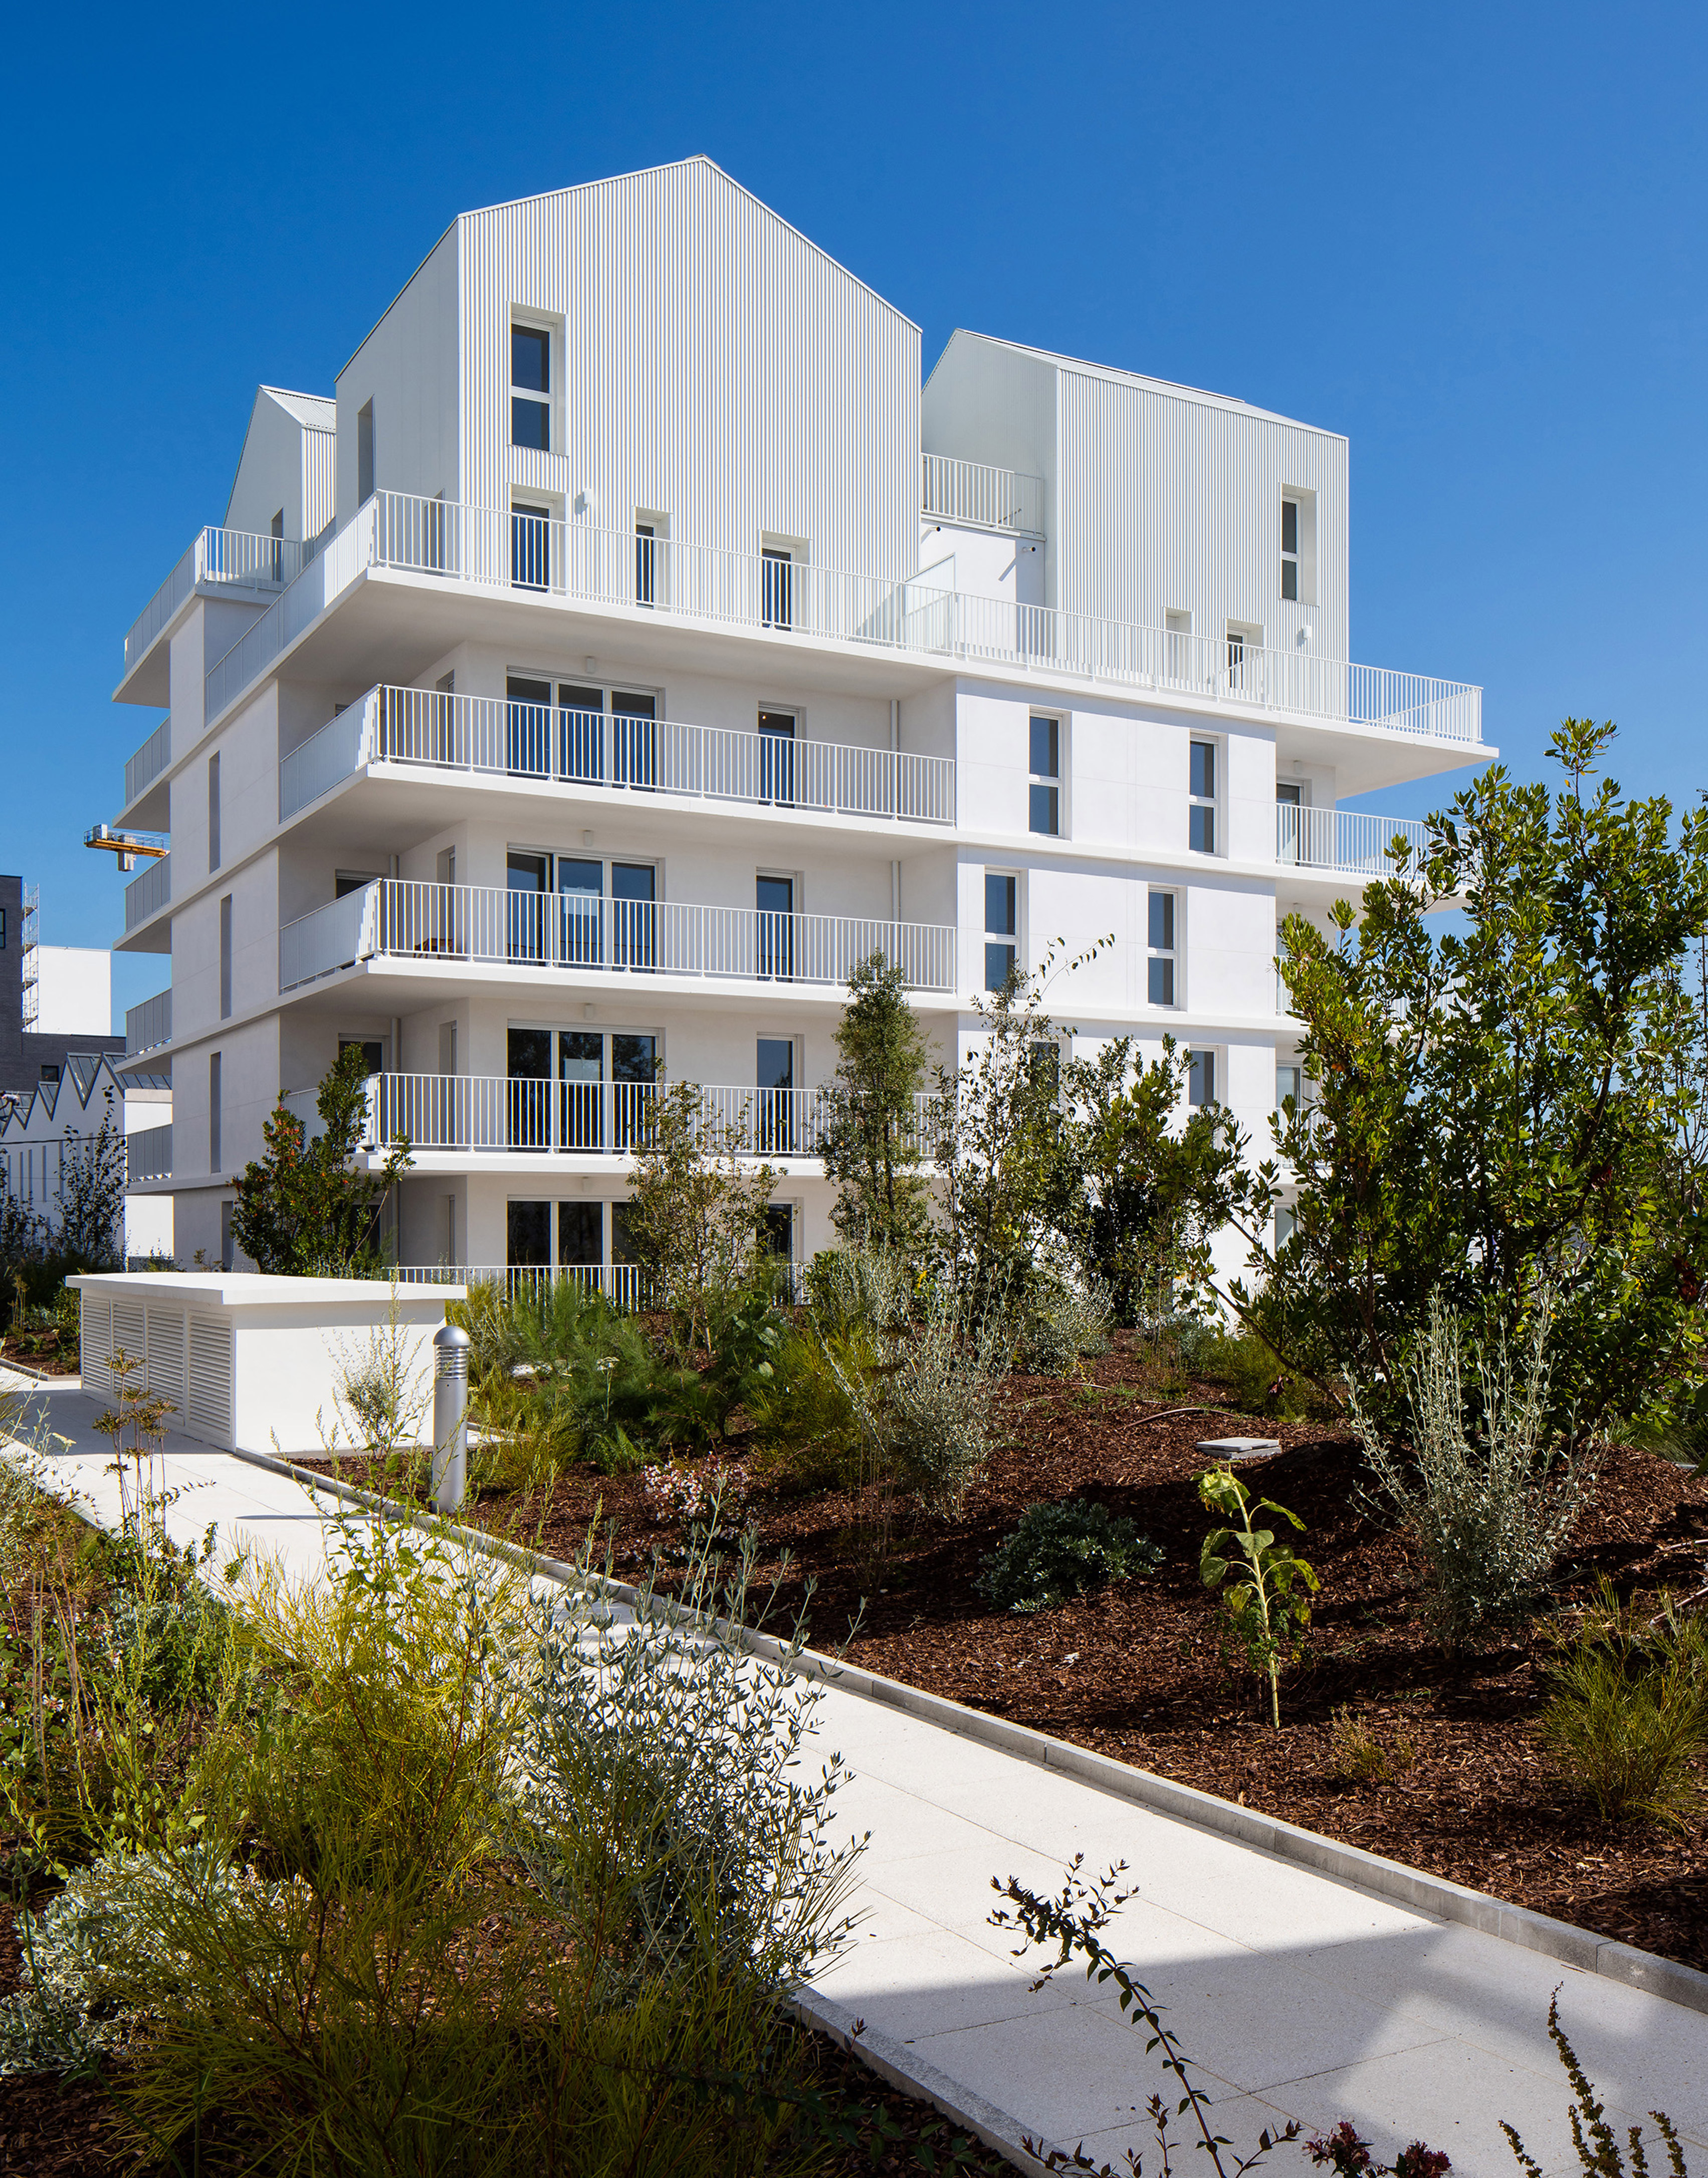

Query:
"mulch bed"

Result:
[[0, 1336, 76, 1377], [330, 1334, 1708, 1976]]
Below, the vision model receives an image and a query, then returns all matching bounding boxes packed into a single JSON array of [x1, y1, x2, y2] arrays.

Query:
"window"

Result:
[[511, 500, 551, 590], [559, 1202, 602, 1267], [219, 895, 232, 1020], [507, 1199, 551, 1268], [761, 546, 793, 630], [207, 754, 221, 872], [612, 862, 657, 970], [357, 402, 374, 503], [635, 523, 655, 606], [1276, 1064, 1302, 1115], [984, 871, 1017, 990], [1189, 741, 1216, 855], [757, 1036, 797, 1153], [339, 1038, 383, 1074], [511, 324, 550, 451], [270, 508, 284, 584], [757, 874, 794, 980], [1281, 498, 1300, 601], [1147, 889, 1177, 1006], [1275, 1205, 1297, 1249], [758, 709, 796, 805], [1187, 1049, 1216, 1107], [1276, 779, 1302, 864], [1029, 714, 1060, 836], [209, 1052, 223, 1170], [764, 1203, 795, 1261], [39, 1064, 58, 1084]]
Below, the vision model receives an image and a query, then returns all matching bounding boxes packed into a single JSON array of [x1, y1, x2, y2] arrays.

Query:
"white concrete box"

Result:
[[69, 1273, 467, 1458]]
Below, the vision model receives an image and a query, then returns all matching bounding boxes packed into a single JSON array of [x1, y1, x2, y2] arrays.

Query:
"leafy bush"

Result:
[[1196, 1326, 1313, 1420], [863, 1296, 1007, 1519], [1014, 1271, 1114, 1377], [746, 1325, 867, 1489], [1198, 1464, 1319, 1729], [1537, 1581, 1708, 1827], [1327, 1705, 1417, 1786], [976, 1498, 1162, 1614], [1349, 1290, 1592, 1647]]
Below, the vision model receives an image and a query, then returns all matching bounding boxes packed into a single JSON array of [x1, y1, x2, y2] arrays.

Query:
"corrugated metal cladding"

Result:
[[456, 158, 921, 580], [1056, 372, 1350, 660], [301, 431, 334, 539]]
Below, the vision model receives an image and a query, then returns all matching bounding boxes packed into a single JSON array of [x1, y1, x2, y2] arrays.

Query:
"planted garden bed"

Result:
[[385, 1332, 1708, 1977]]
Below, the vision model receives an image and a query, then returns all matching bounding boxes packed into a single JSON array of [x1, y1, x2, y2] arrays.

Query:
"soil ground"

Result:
[[341, 1333, 1708, 1976]]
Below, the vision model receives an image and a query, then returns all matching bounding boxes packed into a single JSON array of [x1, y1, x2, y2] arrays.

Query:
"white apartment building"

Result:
[[108, 157, 1486, 1285]]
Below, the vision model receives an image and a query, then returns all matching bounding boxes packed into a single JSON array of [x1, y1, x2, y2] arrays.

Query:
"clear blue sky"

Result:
[[3, 1, 1703, 1028]]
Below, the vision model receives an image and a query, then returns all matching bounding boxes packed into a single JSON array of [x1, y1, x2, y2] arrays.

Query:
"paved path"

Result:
[[12, 1368, 1708, 2175]]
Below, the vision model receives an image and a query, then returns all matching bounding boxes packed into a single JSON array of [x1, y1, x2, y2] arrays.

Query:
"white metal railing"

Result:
[[124, 526, 306, 675], [277, 879, 957, 995], [280, 683, 955, 825], [125, 988, 172, 1056], [397, 1262, 661, 1309], [1275, 806, 1429, 877], [200, 491, 1482, 745], [124, 720, 171, 807], [124, 853, 171, 931], [126, 1124, 172, 1184], [351, 1073, 938, 1159], [922, 454, 1044, 534]]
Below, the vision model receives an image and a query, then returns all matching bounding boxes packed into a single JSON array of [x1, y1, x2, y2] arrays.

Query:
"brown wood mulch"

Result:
[[352, 1335, 1708, 1977]]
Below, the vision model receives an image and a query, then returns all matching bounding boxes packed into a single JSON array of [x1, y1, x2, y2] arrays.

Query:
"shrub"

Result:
[[745, 1325, 867, 1489], [1349, 1290, 1592, 1647], [1198, 1464, 1319, 1729], [1197, 1326, 1313, 1420], [1537, 1581, 1708, 1827], [864, 1296, 1007, 1519], [1014, 1271, 1114, 1377], [976, 1498, 1162, 1614]]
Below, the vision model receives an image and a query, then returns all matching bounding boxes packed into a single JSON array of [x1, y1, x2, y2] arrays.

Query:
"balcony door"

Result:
[[611, 862, 657, 969], [507, 1028, 552, 1149], [756, 875, 794, 980], [612, 1033, 658, 1149], [611, 691, 659, 790], [557, 683, 604, 784], [1276, 781, 1302, 865], [758, 710, 796, 806], [506, 852, 550, 963], [756, 1036, 796, 1153], [511, 501, 551, 590], [506, 676, 552, 777], [557, 1031, 603, 1149], [557, 858, 604, 968]]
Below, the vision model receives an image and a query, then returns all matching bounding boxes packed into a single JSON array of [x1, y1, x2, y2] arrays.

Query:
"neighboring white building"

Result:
[[106, 156, 1487, 1284], [0, 1052, 173, 1263], [28, 947, 112, 1037]]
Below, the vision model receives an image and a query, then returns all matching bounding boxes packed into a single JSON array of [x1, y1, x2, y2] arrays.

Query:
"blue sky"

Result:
[[3, 1, 1703, 1027]]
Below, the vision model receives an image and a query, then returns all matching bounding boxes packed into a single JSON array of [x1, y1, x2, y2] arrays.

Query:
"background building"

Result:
[[0, 1050, 173, 1263], [102, 158, 1486, 1282], [0, 876, 125, 1097]]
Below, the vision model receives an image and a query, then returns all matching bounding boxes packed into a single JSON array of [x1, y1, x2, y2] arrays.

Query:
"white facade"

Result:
[[28, 947, 112, 1036], [0, 1053, 172, 1261], [106, 156, 1487, 1285]]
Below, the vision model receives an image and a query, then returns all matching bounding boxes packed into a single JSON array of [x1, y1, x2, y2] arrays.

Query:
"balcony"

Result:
[[125, 988, 172, 1056], [202, 490, 1482, 745], [124, 720, 171, 808], [277, 879, 958, 996], [1276, 806, 1429, 878], [921, 454, 1044, 534], [126, 1124, 172, 1185], [124, 854, 170, 931], [124, 526, 307, 680], [338, 1072, 937, 1161], [279, 684, 956, 826]]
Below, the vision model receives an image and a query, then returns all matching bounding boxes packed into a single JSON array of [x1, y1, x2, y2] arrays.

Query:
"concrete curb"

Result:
[[230, 1442, 1708, 2022]]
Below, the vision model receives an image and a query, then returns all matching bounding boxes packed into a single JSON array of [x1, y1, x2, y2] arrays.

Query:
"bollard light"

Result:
[[431, 1321, 471, 1515]]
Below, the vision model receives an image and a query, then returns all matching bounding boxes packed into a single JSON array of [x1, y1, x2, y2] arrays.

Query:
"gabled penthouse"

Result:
[[109, 156, 1485, 1283]]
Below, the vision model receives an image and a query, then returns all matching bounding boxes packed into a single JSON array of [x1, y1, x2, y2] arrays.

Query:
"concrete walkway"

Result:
[[11, 1367, 1708, 2176]]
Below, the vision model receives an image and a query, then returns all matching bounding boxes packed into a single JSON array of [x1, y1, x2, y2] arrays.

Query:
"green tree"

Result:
[[1222, 720, 1708, 1439], [56, 1112, 128, 1268], [623, 1083, 777, 1351], [232, 1048, 411, 1275], [818, 952, 935, 1252]]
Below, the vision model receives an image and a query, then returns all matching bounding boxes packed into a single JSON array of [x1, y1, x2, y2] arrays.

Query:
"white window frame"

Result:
[[1147, 886, 1179, 1008], [1281, 497, 1300, 601], [1189, 738, 1220, 857], [982, 867, 1020, 992], [509, 316, 556, 453], [1186, 1046, 1221, 1109], [1028, 711, 1063, 838]]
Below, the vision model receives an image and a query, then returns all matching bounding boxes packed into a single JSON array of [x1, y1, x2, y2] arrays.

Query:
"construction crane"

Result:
[[85, 824, 168, 873]]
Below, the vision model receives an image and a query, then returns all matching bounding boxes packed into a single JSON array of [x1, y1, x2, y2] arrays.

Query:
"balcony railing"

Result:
[[124, 720, 171, 807], [125, 526, 306, 676], [395, 1261, 809, 1307], [201, 490, 1482, 744], [126, 1124, 172, 1185], [277, 879, 957, 996], [346, 1072, 937, 1159], [125, 988, 172, 1056], [279, 683, 956, 825], [1276, 806, 1429, 877], [922, 454, 1044, 534], [124, 854, 171, 931]]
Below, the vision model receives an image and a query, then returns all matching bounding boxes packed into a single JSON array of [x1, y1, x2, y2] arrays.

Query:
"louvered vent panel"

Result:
[[186, 1317, 233, 1446], [110, 1301, 147, 1390], [145, 1306, 186, 1421], [79, 1297, 111, 1394]]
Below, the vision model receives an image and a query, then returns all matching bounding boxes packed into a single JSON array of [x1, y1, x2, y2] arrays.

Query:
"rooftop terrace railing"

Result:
[[124, 988, 172, 1057], [200, 491, 1482, 744], [278, 683, 955, 825], [921, 454, 1044, 533], [124, 527, 306, 676], [1276, 806, 1430, 878]]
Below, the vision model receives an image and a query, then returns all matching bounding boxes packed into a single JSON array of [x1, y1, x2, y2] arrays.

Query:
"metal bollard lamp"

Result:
[[431, 1321, 471, 1515]]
